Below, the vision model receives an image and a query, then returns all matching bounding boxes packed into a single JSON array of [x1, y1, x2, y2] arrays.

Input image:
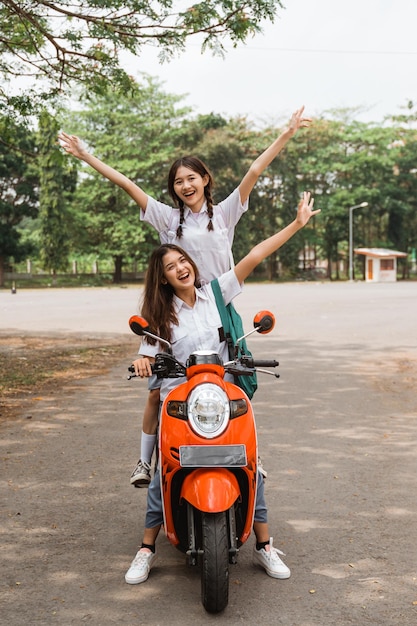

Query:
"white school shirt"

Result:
[[139, 269, 242, 401], [140, 187, 248, 284]]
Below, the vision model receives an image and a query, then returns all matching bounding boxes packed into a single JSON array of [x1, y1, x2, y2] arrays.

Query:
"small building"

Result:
[[354, 247, 408, 282]]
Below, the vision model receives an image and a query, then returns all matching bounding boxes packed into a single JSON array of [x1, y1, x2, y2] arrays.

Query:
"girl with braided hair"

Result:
[[59, 106, 311, 487]]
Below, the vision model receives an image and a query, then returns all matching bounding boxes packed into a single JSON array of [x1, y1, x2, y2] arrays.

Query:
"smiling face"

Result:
[[167, 157, 213, 213], [172, 165, 209, 212], [162, 248, 197, 294]]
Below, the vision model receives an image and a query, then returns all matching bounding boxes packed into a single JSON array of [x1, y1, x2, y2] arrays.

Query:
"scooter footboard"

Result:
[[181, 468, 240, 513]]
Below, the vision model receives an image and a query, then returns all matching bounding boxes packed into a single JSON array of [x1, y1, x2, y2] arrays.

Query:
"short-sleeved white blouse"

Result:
[[140, 187, 248, 284], [139, 269, 242, 401]]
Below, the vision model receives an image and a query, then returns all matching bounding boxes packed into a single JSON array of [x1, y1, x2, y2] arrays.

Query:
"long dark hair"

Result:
[[167, 156, 215, 239], [141, 244, 201, 344]]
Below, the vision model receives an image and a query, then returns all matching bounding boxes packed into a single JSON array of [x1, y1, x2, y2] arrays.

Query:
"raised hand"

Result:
[[286, 105, 312, 136], [57, 132, 88, 159], [296, 191, 321, 227]]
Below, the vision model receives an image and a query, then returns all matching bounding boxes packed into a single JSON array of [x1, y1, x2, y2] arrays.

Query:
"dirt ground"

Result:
[[0, 334, 133, 422], [1, 282, 417, 626]]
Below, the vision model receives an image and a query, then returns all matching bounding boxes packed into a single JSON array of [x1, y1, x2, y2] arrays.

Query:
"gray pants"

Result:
[[145, 469, 268, 528]]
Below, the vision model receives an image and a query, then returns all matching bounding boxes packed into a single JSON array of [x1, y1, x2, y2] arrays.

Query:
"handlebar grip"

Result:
[[251, 359, 279, 368], [127, 364, 155, 374]]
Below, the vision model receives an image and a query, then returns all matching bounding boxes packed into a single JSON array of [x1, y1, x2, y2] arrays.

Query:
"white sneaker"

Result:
[[253, 537, 290, 579], [130, 460, 151, 487], [125, 549, 157, 584]]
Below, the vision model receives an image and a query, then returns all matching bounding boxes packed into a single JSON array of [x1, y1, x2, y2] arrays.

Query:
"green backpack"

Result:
[[211, 278, 258, 399]]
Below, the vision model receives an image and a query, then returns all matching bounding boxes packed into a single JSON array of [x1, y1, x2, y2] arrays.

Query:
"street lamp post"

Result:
[[349, 202, 369, 281]]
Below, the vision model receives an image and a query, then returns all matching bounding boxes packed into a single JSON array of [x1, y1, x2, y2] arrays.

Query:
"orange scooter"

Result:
[[128, 311, 279, 613]]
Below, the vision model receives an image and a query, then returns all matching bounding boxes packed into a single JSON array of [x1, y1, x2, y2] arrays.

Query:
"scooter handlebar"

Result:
[[128, 355, 279, 380]]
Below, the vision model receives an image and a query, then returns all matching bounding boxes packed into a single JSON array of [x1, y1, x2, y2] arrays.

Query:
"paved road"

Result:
[[1, 281, 416, 347], [1, 282, 417, 625]]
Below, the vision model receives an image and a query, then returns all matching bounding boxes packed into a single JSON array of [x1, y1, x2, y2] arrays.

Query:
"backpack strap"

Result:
[[211, 278, 234, 359], [211, 278, 228, 331]]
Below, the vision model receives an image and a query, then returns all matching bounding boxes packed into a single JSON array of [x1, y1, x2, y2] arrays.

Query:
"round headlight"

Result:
[[188, 384, 230, 439]]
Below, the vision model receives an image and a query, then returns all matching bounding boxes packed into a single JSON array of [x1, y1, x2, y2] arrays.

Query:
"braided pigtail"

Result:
[[205, 189, 214, 232], [176, 202, 185, 239]]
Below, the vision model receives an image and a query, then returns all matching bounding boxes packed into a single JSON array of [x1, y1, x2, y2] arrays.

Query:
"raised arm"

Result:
[[57, 132, 149, 211], [234, 192, 320, 284], [238, 106, 311, 205]]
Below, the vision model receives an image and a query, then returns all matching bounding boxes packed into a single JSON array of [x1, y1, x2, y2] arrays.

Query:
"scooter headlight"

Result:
[[188, 384, 230, 439]]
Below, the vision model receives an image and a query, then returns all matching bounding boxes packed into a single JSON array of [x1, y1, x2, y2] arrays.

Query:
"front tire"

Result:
[[200, 511, 229, 613]]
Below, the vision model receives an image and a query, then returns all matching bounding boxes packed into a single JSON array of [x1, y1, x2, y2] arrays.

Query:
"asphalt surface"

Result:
[[1, 281, 417, 625]]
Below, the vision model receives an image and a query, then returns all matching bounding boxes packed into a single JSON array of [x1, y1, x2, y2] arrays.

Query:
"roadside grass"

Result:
[[0, 335, 133, 421]]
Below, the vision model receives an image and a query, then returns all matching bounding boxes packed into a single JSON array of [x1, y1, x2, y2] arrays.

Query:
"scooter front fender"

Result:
[[181, 468, 240, 513]]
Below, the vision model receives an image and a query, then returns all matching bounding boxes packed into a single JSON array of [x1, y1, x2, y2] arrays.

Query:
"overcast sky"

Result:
[[126, 0, 417, 126]]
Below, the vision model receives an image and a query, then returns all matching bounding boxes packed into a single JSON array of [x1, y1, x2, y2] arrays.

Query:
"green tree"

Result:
[[0, 0, 284, 116], [234, 120, 315, 279], [235, 111, 414, 281], [326, 120, 402, 278], [37, 110, 70, 276], [202, 109, 417, 281], [31, 97, 417, 284], [386, 101, 417, 277], [62, 78, 191, 281], [0, 116, 38, 287], [296, 115, 359, 280]]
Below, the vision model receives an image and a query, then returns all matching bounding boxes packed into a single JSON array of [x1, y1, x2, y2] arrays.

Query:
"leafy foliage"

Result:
[[0, 0, 284, 116], [0, 116, 38, 285], [59, 78, 191, 280], [4, 88, 417, 283], [37, 110, 70, 273]]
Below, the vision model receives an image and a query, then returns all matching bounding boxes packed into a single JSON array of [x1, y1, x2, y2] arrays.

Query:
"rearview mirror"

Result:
[[129, 315, 150, 336], [253, 311, 275, 334], [128, 315, 173, 354]]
